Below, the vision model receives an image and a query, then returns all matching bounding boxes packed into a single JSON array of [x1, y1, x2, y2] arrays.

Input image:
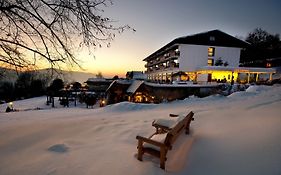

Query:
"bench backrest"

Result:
[[164, 111, 194, 147]]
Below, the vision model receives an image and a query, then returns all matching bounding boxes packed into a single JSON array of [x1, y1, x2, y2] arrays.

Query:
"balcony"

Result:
[[145, 48, 181, 73], [163, 51, 180, 61], [146, 49, 180, 67]]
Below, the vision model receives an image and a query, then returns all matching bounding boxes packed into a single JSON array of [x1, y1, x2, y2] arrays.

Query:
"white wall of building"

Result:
[[178, 44, 241, 72], [215, 47, 241, 67], [179, 44, 207, 72]]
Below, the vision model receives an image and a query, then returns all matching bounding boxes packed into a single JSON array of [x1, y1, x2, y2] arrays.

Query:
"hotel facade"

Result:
[[143, 30, 276, 84]]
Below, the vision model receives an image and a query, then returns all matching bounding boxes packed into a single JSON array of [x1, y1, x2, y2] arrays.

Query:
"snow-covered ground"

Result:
[[0, 85, 281, 175]]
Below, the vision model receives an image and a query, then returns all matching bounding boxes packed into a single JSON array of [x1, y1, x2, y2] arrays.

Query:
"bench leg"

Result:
[[137, 140, 144, 161], [185, 126, 190, 134], [160, 148, 167, 169]]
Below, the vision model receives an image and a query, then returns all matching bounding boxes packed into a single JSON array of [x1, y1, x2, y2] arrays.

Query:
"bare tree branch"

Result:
[[0, 0, 134, 71]]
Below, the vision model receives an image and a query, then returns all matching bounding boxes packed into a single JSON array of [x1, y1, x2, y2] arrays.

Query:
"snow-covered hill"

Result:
[[0, 85, 281, 175]]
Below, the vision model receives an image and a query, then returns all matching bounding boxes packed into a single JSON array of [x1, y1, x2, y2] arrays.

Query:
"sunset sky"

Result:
[[77, 0, 281, 78]]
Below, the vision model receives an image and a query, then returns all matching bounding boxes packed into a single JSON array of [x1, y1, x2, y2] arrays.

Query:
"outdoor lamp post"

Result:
[[9, 102, 13, 109], [6, 102, 14, 112]]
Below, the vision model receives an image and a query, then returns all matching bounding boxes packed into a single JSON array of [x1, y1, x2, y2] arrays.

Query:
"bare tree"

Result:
[[0, 0, 133, 71], [95, 71, 103, 78]]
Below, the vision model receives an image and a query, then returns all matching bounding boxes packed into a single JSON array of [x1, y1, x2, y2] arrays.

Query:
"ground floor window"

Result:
[[131, 92, 154, 103], [196, 70, 274, 84]]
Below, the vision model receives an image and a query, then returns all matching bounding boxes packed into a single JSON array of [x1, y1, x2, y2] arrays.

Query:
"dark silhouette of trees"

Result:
[[0, 0, 133, 70], [126, 71, 133, 79], [0, 81, 14, 101], [241, 28, 281, 66], [71, 81, 81, 106], [46, 78, 64, 107], [30, 79, 45, 97], [0, 71, 48, 101], [246, 28, 280, 50], [96, 71, 104, 78], [72, 82, 82, 91], [15, 72, 33, 98], [15, 72, 47, 98], [112, 75, 119, 80], [85, 93, 97, 108], [50, 78, 64, 94], [214, 58, 223, 66]]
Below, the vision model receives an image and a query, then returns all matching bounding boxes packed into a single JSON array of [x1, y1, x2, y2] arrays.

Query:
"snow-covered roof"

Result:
[[86, 78, 108, 82], [126, 80, 144, 93], [116, 80, 133, 85]]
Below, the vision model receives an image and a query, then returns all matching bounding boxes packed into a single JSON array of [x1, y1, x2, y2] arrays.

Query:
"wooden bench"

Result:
[[136, 111, 194, 170]]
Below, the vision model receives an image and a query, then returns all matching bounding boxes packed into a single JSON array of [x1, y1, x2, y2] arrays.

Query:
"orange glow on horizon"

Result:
[[0, 31, 147, 78]]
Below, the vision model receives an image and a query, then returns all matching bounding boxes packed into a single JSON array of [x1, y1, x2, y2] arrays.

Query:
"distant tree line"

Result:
[[0, 72, 48, 102], [0, 71, 71, 103], [241, 28, 281, 67], [0, 69, 119, 104]]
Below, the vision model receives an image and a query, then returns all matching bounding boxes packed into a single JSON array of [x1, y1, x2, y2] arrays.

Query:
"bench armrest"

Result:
[[169, 114, 179, 117]]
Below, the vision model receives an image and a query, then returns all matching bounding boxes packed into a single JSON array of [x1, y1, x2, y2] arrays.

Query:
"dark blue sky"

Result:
[[81, 0, 281, 77], [109, 0, 281, 37]]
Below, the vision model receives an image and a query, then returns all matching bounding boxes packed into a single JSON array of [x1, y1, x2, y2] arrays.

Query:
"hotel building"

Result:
[[143, 30, 276, 84]]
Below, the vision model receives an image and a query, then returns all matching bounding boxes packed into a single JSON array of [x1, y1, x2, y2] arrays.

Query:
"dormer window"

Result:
[[210, 36, 215, 41]]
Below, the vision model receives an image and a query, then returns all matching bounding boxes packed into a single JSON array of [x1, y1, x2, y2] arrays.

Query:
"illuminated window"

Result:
[[134, 92, 143, 103], [266, 63, 272, 68], [208, 58, 214, 66], [208, 47, 215, 57]]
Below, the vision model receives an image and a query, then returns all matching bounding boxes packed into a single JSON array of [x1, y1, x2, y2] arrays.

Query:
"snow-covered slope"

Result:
[[0, 85, 281, 175]]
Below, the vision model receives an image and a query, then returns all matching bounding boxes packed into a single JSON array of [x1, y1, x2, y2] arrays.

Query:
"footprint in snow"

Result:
[[48, 144, 69, 153]]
